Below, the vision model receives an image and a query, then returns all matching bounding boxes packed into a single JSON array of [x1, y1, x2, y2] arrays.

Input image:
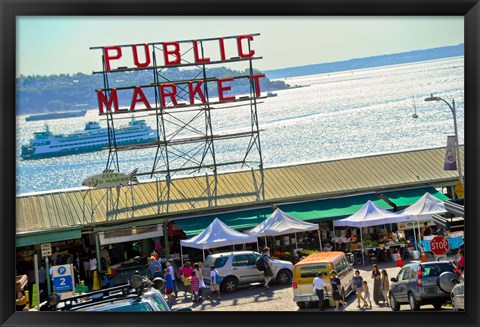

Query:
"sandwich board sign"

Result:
[[52, 264, 76, 298]]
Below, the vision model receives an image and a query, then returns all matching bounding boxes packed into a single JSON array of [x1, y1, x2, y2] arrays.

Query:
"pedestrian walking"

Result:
[[330, 270, 346, 311], [381, 270, 390, 306], [371, 264, 384, 305], [352, 270, 367, 309], [190, 271, 201, 302], [312, 272, 327, 311], [181, 261, 194, 298], [163, 269, 175, 303], [193, 262, 206, 299], [149, 256, 163, 278], [208, 265, 221, 301], [166, 261, 178, 297], [362, 281, 372, 309], [262, 247, 274, 289], [457, 249, 465, 272]]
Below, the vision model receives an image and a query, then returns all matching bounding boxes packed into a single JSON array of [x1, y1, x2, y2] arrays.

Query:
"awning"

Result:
[[16, 227, 83, 247], [98, 224, 163, 245], [174, 186, 449, 237], [174, 207, 273, 237]]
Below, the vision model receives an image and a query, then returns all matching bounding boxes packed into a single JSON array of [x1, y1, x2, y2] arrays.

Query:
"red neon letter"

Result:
[[217, 78, 235, 102], [218, 38, 227, 61], [163, 42, 181, 65], [249, 74, 265, 97], [103, 46, 122, 71], [193, 40, 210, 64], [159, 84, 178, 107], [97, 89, 119, 114], [188, 81, 207, 105], [132, 44, 151, 68], [237, 35, 255, 58], [130, 86, 152, 111]]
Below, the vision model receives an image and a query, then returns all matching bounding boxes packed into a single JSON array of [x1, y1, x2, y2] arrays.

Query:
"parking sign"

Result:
[[52, 264, 75, 296]]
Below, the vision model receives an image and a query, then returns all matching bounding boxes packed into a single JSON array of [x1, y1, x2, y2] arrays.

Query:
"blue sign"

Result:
[[53, 275, 73, 292]]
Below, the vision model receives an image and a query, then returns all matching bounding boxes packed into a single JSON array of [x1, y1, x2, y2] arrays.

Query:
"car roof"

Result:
[[207, 251, 258, 258], [296, 251, 346, 265]]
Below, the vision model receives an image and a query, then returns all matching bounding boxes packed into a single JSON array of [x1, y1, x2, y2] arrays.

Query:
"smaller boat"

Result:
[[267, 92, 278, 97], [25, 110, 87, 122]]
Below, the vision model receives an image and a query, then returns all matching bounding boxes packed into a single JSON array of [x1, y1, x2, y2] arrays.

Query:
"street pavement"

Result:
[[171, 253, 456, 312]]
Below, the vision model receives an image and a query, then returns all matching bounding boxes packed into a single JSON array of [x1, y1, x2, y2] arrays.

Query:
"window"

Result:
[[299, 264, 329, 279], [213, 257, 229, 269], [396, 268, 405, 282], [421, 263, 455, 277], [232, 255, 250, 267], [335, 257, 349, 274]]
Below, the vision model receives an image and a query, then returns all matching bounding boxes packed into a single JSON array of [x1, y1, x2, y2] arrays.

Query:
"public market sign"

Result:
[[82, 168, 138, 189], [91, 34, 265, 115]]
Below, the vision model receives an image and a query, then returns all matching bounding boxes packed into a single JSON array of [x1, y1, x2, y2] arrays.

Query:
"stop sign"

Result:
[[430, 236, 450, 255]]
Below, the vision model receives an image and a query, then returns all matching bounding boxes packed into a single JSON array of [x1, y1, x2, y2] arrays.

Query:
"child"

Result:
[[362, 281, 372, 309], [190, 270, 200, 302], [163, 269, 174, 303]]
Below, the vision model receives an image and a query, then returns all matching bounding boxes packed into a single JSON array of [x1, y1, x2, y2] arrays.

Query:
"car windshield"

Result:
[[145, 291, 170, 311], [203, 256, 229, 269], [421, 262, 455, 277]]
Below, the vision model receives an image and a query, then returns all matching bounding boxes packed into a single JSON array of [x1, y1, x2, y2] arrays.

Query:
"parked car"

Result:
[[39, 275, 192, 312], [202, 251, 294, 293], [389, 261, 460, 311], [451, 272, 464, 311], [292, 251, 354, 308]]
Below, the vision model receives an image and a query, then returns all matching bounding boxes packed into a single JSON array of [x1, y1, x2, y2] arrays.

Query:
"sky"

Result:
[[16, 16, 463, 76]]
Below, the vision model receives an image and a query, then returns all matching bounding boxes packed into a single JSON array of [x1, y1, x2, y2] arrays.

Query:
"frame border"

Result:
[[1, 1, 479, 327]]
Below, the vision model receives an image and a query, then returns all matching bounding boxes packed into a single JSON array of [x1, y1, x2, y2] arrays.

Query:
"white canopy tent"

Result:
[[333, 200, 415, 265], [247, 208, 322, 251], [180, 218, 259, 262], [398, 192, 447, 249]]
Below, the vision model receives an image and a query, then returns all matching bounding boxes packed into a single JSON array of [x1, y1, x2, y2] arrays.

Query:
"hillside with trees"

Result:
[[16, 67, 289, 115]]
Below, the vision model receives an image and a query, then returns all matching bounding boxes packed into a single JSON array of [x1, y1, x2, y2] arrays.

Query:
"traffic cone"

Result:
[[31, 284, 37, 308], [420, 251, 427, 262], [396, 250, 404, 267], [92, 271, 100, 291]]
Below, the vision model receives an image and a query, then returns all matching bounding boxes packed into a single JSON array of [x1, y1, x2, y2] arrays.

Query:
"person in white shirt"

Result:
[[208, 265, 221, 301], [313, 272, 328, 311], [166, 261, 178, 297]]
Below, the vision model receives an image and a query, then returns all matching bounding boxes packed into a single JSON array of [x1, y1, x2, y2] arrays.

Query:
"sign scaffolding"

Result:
[[88, 34, 266, 217]]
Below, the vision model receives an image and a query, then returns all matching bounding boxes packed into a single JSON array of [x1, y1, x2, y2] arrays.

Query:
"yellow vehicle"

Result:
[[292, 251, 355, 308]]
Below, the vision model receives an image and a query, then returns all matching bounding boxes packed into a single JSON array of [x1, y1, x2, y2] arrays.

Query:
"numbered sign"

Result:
[[52, 264, 75, 297]]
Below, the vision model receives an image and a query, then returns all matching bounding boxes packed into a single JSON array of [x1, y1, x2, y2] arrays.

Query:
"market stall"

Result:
[[398, 192, 447, 249], [333, 200, 414, 265], [247, 208, 322, 252], [180, 218, 259, 262]]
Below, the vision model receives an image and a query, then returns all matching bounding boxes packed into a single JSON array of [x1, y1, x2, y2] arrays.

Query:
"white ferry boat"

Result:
[[21, 117, 158, 160]]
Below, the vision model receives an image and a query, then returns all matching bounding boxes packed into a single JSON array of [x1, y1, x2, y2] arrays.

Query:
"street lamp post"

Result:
[[424, 94, 463, 185]]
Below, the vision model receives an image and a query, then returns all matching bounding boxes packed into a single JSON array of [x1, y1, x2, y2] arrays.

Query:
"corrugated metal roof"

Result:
[[16, 146, 463, 234]]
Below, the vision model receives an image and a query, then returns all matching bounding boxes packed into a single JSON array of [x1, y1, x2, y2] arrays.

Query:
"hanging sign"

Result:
[[444, 135, 457, 171], [82, 168, 138, 188], [41, 243, 52, 257]]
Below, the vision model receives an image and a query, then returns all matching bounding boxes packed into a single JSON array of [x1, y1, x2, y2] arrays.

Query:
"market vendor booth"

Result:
[[333, 200, 415, 265]]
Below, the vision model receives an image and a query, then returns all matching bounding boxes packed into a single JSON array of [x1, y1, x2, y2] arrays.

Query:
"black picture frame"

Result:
[[1, 1, 479, 327]]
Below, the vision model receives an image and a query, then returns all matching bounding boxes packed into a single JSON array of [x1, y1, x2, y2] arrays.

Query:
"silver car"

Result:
[[203, 251, 294, 293], [451, 272, 464, 311]]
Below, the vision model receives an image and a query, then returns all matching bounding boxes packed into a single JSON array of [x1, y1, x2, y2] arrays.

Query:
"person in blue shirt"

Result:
[[149, 256, 163, 278], [352, 270, 367, 309], [163, 269, 174, 303]]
